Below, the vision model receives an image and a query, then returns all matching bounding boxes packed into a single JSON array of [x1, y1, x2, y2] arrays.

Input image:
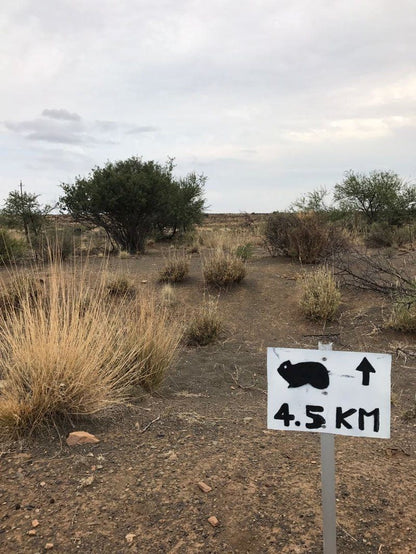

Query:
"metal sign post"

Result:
[[267, 344, 391, 553], [319, 342, 337, 554]]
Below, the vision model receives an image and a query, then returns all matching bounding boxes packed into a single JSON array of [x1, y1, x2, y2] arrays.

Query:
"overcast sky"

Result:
[[1, 0, 415, 212]]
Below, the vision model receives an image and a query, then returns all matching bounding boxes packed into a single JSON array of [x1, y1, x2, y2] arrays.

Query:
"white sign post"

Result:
[[267, 345, 391, 553]]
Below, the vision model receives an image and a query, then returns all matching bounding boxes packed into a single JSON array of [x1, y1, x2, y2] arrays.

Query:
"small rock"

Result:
[[45, 543, 54, 550], [197, 481, 212, 493], [79, 475, 94, 488], [86, 452, 94, 457], [40, 482, 46, 487], [66, 431, 99, 446], [166, 450, 177, 461], [141, 280, 148, 284], [27, 529, 37, 536], [31, 519, 39, 528], [208, 516, 219, 527], [125, 533, 136, 544], [243, 417, 253, 423]]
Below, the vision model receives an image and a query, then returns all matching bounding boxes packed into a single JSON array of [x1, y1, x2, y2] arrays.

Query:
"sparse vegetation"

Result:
[[202, 249, 246, 287], [184, 297, 223, 346], [158, 250, 189, 283], [299, 266, 341, 322], [0, 229, 26, 264], [106, 274, 134, 297], [388, 298, 416, 333]]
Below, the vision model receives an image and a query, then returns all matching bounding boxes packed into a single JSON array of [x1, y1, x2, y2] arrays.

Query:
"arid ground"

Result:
[[0, 215, 415, 553]]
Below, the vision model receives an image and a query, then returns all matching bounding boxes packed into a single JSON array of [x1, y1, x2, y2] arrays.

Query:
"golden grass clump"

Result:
[[202, 250, 246, 288], [0, 260, 181, 439], [388, 298, 416, 333], [184, 297, 223, 346], [122, 292, 182, 391], [158, 250, 189, 283], [299, 266, 341, 322]]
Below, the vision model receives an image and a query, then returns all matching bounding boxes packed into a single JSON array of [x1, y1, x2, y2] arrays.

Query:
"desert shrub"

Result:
[[0, 229, 26, 264], [235, 242, 254, 261], [365, 222, 394, 248], [106, 274, 135, 297], [202, 250, 246, 287], [33, 228, 75, 262], [0, 274, 45, 315], [263, 212, 297, 256], [264, 212, 348, 263], [158, 250, 189, 283], [299, 266, 341, 322], [392, 224, 416, 247], [184, 297, 223, 346], [388, 298, 416, 333]]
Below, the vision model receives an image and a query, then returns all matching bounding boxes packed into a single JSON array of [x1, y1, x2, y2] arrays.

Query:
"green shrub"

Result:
[[388, 298, 416, 333], [34, 228, 75, 261], [299, 266, 341, 322], [235, 242, 254, 261], [203, 250, 246, 287], [0, 229, 26, 264]]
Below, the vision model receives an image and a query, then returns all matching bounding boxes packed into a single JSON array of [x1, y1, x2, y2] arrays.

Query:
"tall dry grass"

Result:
[[299, 266, 341, 323], [0, 258, 181, 439]]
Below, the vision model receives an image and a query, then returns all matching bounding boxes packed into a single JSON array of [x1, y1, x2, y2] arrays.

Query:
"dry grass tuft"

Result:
[[106, 274, 135, 297], [0, 260, 181, 439], [158, 250, 189, 283], [299, 266, 341, 322], [184, 297, 223, 346], [122, 292, 182, 391], [202, 250, 246, 288]]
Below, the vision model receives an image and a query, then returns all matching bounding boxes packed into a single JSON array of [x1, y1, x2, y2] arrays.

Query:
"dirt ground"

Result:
[[0, 226, 415, 553]]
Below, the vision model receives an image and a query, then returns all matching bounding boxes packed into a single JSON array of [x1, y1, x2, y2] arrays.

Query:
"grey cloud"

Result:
[[42, 109, 81, 121], [26, 131, 87, 144], [125, 125, 158, 134]]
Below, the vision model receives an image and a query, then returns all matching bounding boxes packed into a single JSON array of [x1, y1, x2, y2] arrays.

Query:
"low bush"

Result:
[[106, 274, 135, 297], [299, 266, 341, 322], [158, 250, 189, 283], [0, 229, 26, 264], [34, 228, 75, 262], [365, 223, 394, 248], [184, 297, 223, 346], [202, 250, 246, 287], [388, 298, 416, 333], [264, 212, 348, 263]]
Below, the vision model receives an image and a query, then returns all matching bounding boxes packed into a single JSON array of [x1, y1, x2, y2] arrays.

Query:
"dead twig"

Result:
[[337, 523, 358, 542], [140, 415, 161, 434]]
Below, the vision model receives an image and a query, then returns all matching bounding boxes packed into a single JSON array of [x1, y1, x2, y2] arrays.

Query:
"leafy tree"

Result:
[[2, 187, 52, 244], [60, 157, 206, 253], [291, 187, 330, 213], [334, 170, 416, 224]]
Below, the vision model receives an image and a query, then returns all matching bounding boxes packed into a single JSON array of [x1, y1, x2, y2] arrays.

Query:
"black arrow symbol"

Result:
[[355, 357, 376, 386]]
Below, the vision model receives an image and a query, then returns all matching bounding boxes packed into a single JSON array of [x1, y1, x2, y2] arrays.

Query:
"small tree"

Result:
[[60, 157, 206, 253], [2, 187, 52, 244], [334, 170, 416, 225]]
